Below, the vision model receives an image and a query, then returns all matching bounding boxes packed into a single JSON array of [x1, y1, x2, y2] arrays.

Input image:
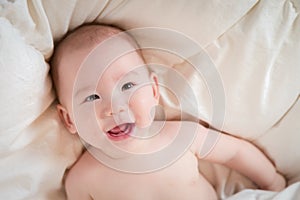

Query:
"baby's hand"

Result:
[[263, 172, 286, 192]]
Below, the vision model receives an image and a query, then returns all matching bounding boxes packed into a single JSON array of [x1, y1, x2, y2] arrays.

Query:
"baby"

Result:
[[51, 24, 286, 200]]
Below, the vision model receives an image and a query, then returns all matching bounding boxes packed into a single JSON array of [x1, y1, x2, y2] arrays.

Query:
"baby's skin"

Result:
[[51, 25, 286, 200]]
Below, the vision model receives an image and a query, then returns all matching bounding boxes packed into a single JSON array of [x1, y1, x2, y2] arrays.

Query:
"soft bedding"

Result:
[[0, 0, 299, 199]]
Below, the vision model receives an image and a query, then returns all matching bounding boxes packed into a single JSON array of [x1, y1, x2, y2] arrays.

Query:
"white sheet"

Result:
[[227, 182, 300, 200]]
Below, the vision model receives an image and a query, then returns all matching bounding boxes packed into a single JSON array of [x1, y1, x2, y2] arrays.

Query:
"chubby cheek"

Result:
[[73, 104, 106, 148], [129, 87, 157, 128]]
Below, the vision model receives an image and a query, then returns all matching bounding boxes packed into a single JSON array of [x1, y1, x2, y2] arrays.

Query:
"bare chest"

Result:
[[91, 151, 217, 200]]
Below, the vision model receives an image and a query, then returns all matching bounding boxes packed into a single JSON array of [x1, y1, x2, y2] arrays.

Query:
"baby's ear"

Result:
[[56, 104, 77, 134], [150, 73, 160, 102]]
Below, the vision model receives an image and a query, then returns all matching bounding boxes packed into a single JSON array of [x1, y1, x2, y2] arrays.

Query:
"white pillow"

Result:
[[0, 18, 82, 199]]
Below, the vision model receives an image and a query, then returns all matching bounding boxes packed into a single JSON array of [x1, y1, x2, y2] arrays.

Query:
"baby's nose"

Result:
[[102, 101, 126, 117], [104, 107, 125, 116]]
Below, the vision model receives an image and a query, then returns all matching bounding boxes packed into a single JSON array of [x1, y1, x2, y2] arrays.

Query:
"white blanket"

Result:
[[227, 182, 300, 200]]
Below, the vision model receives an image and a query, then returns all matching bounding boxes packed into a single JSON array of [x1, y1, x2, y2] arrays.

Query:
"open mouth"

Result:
[[106, 123, 134, 141]]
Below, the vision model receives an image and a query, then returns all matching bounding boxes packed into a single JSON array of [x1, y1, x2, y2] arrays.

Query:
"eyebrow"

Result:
[[74, 85, 96, 97], [74, 68, 145, 97], [113, 68, 142, 81]]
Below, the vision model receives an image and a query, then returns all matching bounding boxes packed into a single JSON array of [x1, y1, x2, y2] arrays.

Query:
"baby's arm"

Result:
[[192, 124, 286, 191]]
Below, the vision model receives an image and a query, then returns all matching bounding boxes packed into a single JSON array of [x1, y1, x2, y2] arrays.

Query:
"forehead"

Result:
[[59, 32, 141, 76], [105, 51, 145, 78], [72, 51, 148, 101], [76, 50, 146, 92], [74, 36, 142, 79], [54, 26, 146, 105]]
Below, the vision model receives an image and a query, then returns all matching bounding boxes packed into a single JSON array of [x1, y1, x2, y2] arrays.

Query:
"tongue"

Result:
[[109, 124, 127, 134]]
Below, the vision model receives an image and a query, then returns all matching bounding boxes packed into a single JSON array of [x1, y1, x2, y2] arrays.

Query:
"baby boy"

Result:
[[51, 24, 285, 200]]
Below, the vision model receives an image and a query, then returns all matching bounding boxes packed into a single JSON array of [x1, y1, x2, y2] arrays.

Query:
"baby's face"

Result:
[[59, 39, 159, 156]]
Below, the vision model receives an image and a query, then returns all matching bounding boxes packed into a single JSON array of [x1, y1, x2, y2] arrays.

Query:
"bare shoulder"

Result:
[[157, 120, 209, 152], [160, 121, 243, 159], [66, 151, 102, 179], [65, 151, 106, 199]]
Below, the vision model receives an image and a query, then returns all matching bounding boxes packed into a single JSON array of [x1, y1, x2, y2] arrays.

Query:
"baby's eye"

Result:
[[85, 94, 100, 102], [121, 82, 135, 91]]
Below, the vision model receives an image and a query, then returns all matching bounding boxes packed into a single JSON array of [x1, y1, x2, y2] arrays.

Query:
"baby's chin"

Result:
[[86, 138, 134, 160]]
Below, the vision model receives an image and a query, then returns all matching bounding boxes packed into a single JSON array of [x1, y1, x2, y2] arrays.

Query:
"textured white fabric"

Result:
[[226, 182, 300, 200], [0, 0, 299, 199], [0, 15, 82, 200]]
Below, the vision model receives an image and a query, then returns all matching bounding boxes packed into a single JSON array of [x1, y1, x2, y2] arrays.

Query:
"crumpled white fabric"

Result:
[[0, 15, 82, 200], [226, 182, 300, 200]]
